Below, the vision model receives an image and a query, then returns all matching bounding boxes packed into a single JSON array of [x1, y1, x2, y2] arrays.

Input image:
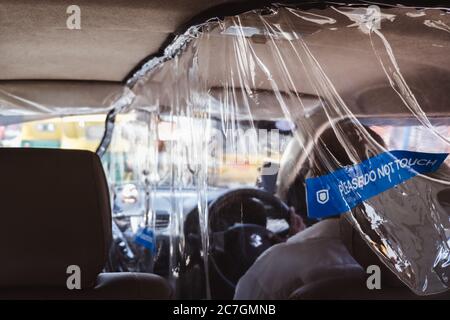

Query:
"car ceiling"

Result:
[[0, 0, 449, 117], [0, 0, 251, 81], [133, 5, 450, 118]]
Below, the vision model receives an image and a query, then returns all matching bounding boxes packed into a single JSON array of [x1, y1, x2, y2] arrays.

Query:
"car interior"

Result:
[[0, 0, 449, 300]]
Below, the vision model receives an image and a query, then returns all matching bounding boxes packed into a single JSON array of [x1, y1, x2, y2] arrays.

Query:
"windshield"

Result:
[[103, 109, 294, 189]]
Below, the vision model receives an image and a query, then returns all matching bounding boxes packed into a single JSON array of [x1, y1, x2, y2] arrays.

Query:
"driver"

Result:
[[234, 122, 385, 300]]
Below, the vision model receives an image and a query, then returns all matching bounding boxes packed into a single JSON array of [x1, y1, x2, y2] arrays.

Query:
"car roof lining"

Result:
[[0, 1, 449, 117], [0, 0, 278, 83]]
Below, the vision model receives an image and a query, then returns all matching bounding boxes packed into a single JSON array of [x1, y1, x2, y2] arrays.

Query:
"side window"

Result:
[[370, 123, 450, 167], [0, 114, 106, 151]]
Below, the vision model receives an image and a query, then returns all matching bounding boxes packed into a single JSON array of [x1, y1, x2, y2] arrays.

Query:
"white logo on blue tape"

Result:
[[316, 189, 330, 204], [306, 150, 448, 219]]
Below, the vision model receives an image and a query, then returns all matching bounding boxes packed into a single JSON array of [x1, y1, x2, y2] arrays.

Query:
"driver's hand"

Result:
[[289, 207, 306, 237], [268, 207, 306, 244]]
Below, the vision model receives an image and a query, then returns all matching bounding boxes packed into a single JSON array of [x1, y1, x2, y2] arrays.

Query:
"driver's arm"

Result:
[[234, 269, 272, 300], [289, 207, 306, 236]]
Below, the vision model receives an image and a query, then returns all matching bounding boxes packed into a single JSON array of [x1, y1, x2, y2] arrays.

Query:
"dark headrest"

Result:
[[0, 148, 111, 288], [339, 213, 405, 288]]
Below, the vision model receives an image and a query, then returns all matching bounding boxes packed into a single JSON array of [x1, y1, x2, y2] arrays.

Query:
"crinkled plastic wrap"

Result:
[[2, 1, 449, 299], [0, 81, 129, 117], [103, 2, 450, 297]]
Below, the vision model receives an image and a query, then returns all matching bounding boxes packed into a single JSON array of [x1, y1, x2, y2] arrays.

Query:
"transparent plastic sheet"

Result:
[[0, 82, 130, 117], [1, 2, 447, 299], [99, 2, 450, 298]]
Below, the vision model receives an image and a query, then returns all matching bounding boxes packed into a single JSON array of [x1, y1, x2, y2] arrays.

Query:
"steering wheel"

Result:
[[207, 188, 291, 296]]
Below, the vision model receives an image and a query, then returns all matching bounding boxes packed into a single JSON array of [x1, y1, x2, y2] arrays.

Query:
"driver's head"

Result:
[[310, 122, 385, 177], [286, 121, 385, 225]]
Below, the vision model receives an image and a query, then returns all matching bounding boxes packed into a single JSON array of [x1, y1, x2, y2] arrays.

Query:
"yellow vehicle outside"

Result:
[[19, 114, 108, 151], [60, 114, 106, 152], [19, 114, 130, 183], [20, 118, 63, 148]]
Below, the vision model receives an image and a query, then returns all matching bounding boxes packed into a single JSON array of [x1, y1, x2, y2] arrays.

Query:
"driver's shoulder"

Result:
[[288, 218, 341, 244], [257, 237, 328, 265], [255, 219, 343, 265]]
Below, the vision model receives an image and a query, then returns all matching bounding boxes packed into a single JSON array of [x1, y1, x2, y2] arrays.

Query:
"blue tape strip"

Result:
[[135, 227, 156, 253], [306, 150, 448, 219]]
